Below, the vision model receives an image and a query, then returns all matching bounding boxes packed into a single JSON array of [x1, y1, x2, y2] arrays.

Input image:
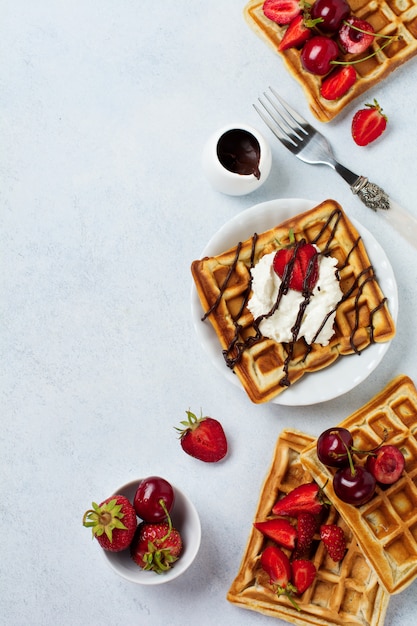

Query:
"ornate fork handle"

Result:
[[333, 162, 390, 211]]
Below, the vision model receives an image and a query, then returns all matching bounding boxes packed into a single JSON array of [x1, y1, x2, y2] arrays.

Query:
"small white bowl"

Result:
[[202, 123, 272, 196], [102, 479, 201, 585]]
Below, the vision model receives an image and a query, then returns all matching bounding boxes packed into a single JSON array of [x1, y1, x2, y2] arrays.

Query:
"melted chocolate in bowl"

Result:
[[216, 129, 261, 179]]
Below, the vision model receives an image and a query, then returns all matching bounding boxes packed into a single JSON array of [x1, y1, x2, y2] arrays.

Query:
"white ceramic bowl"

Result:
[[202, 123, 272, 195], [102, 479, 201, 584]]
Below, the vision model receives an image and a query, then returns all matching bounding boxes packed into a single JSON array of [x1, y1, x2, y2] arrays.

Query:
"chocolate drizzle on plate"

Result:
[[201, 208, 383, 387]]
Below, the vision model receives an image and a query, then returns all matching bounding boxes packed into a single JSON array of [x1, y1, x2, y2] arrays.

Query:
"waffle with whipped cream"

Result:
[[300, 374, 417, 594], [227, 428, 390, 625], [244, 0, 417, 122], [191, 199, 395, 403]]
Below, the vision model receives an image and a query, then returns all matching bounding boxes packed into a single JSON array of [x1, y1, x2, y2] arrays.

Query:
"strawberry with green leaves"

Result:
[[260, 545, 301, 609], [175, 410, 227, 463], [82, 495, 137, 552], [130, 508, 183, 573]]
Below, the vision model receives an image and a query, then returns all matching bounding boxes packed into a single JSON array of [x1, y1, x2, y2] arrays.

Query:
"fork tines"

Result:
[[254, 87, 312, 151]]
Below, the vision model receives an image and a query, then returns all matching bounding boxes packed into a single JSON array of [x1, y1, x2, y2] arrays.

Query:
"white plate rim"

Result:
[[191, 198, 398, 406]]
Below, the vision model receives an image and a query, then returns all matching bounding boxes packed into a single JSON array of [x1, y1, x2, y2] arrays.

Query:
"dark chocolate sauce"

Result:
[[201, 208, 386, 386], [217, 129, 261, 179]]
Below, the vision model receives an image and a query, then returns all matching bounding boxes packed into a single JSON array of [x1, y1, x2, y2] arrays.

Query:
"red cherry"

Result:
[[317, 427, 353, 467], [338, 17, 375, 54], [301, 36, 339, 75], [311, 0, 350, 33], [333, 465, 376, 506], [365, 445, 405, 485], [133, 476, 175, 522]]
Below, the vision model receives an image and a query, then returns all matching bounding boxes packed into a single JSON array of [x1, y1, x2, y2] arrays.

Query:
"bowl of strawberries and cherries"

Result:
[[83, 476, 201, 584]]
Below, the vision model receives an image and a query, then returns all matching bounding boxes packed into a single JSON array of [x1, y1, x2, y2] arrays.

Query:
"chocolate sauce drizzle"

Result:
[[201, 208, 384, 388]]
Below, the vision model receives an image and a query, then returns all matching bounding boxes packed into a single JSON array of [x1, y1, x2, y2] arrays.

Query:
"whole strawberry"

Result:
[[175, 410, 227, 463], [351, 100, 387, 146], [320, 524, 347, 562], [130, 516, 183, 573], [82, 495, 137, 552]]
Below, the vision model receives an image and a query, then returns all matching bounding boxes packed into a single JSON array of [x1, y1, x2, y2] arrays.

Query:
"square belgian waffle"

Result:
[[301, 374, 417, 594], [191, 199, 395, 404], [244, 0, 417, 122], [227, 428, 390, 626]]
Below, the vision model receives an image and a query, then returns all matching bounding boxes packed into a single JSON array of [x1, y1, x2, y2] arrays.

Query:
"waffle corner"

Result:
[[227, 428, 390, 626], [244, 0, 417, 122], [300, 374, 417, 594]]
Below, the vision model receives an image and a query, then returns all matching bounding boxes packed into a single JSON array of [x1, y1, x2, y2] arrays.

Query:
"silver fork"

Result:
[[254, 87, 390, 212]]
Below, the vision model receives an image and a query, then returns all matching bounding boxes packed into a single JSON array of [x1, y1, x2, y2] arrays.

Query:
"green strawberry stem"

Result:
[[274, 583, 301, 611], [82, 499, 128, 543]]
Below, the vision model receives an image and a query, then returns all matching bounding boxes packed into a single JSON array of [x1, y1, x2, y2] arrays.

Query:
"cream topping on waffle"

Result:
[[247, 247, 342, 345]]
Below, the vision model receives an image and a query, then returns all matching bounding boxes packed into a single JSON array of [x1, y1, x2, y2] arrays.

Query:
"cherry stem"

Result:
[[159, 499, 173, 542], [337, 434, 356, 476], [341, 20, 403, 41], [331, 38, 395, 67]]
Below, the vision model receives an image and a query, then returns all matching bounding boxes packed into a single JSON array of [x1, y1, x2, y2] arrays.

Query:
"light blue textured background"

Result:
[[2, 1, 417, 624]]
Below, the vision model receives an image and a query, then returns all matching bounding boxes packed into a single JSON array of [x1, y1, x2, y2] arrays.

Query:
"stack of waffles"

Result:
[[244, 0, 417, 121], [227, 375, 417, 625], [191, 199, 395, 404]]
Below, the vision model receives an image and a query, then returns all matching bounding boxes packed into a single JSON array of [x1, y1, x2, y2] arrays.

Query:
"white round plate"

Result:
[[191, 198, 398, 406]]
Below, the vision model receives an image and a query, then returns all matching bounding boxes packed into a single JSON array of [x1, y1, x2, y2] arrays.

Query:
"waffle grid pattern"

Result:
[[191, 200, 395, 403], [244, 0, 417, 121], [301, 375, 417, 594], [227, 429, 390, 626]]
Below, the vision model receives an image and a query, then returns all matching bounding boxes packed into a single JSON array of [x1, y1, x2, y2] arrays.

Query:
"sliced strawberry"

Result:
[[273, 240, 319, 293], [351, 99, 387, 146], [278, 14, 312, 51], [320, 524, 347, 561], [254, 518, 297, 550], [293, 511, 317, 558], [339, 17, 375, 54], [320, 65, 357, 100], [291, 559, 317, 594], [175, 410, 227, 462], [260, 545, 292, 588], [272, 483, 326, 517], [263, 0, 302, 25]]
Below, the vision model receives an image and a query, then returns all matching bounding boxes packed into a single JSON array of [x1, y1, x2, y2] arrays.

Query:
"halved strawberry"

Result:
[[291, 559, 317, 594], [320, 524, 347, 561], [351, 99, 387, 146], [254, 518, 297, 550], [272, 483, 326, 517], [175, 410, 227, 462], [278, 14, 312, 51], [263, 0, 302, 25], [260, 545, 292, 588], [293, 511, 317, 559], [273, 240, 319, 293], [320, 65, 357, 100]]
